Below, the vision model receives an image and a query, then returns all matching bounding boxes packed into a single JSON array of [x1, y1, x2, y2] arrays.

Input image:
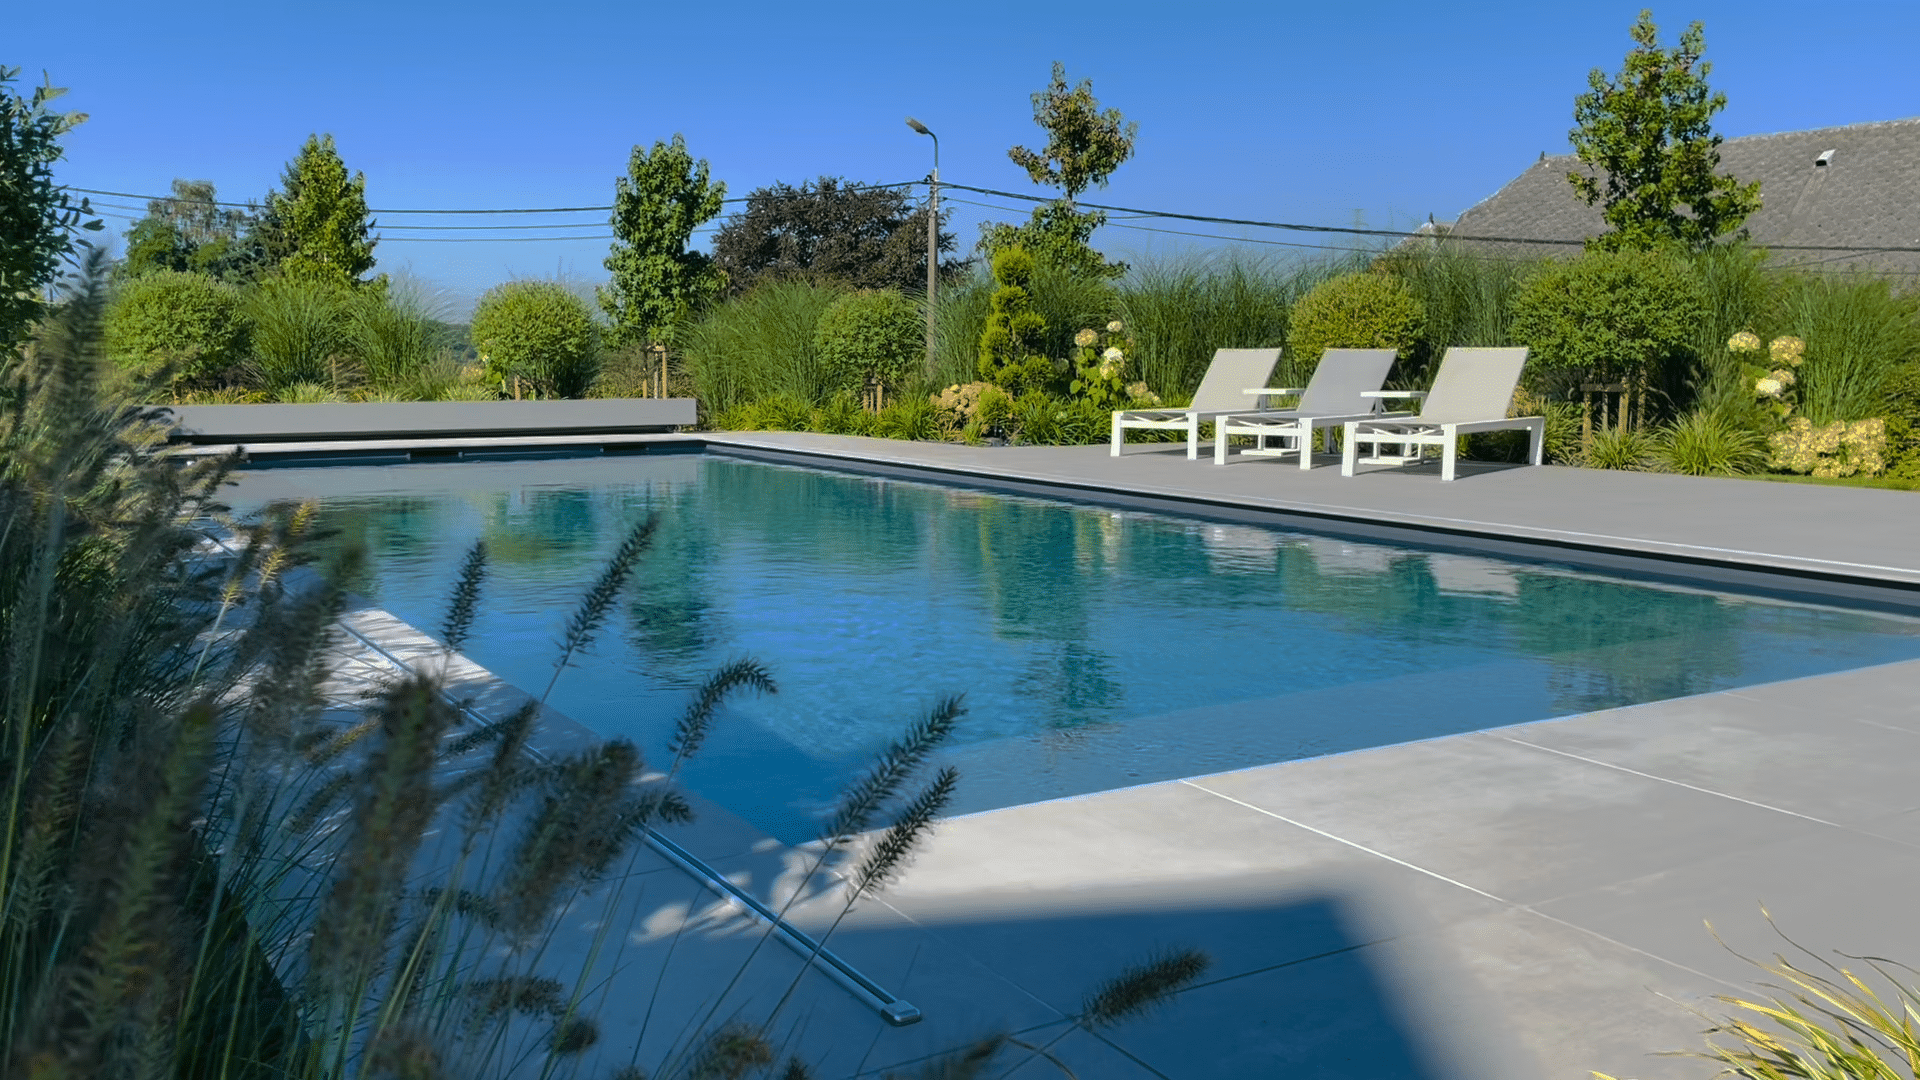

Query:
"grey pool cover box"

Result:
[[164, 398, 698, 444]]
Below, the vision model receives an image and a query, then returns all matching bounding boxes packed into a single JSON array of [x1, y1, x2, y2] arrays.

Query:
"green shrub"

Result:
[[1583, 425, 1659, 470], [873, 395, 943, 440], [103, 269, 250, 387], [1509, 249, 1705, 405], [813, 289, 922, 401], [978, 247, 1059, 394], [808, 393, 878, 435], [681, 278, 846, 413], [711, 393, 815, 432], [1286, 271, 1426, 385], [470, 279, 601, 398], [1008, 391, 1110, 446], [1658, 409, 1766, 475], [245, 276, 352, 390], [276, 381, 347, 403]]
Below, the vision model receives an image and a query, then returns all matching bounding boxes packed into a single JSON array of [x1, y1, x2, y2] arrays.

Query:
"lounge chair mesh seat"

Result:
[[1341, 347, 1543, 482], [1109, 348, 1282, 459], [1211, 348, 1405, 468]]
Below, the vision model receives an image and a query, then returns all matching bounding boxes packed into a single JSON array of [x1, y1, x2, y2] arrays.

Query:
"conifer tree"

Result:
[[257, 134, 380, 287]]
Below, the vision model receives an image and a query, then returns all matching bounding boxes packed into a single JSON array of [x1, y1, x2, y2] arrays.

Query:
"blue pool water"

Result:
[[233, 454, 1920, 843]]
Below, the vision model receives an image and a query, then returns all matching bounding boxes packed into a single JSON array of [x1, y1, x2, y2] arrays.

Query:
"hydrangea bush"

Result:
[[1767, 417, 1888, 478]]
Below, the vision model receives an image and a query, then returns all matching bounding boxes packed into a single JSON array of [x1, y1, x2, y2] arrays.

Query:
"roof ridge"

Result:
[[1724, 115, 1920, 143]]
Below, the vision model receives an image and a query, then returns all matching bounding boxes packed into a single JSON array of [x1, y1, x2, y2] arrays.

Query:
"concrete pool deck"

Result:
[[227, 432, 1920, 1079]]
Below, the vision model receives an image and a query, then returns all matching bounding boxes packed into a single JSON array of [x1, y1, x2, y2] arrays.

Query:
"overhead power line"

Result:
[[66, 179, 920, 216]]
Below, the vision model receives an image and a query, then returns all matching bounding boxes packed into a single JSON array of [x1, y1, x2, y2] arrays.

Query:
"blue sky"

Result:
[[15, 0, 1918, 315]]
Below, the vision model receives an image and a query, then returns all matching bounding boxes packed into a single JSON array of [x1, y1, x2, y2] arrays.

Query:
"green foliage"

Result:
[[104, 269, 249, 386], [681, 278, 847, 414], [347, 282, 440, 388], [1118, 254, 1332, 401], [470, 280, 602, 399], [711, 175, 962, 295], [711, 393, 815, 432], [1377, 244, 1527, 382], [1583, 424, 1659, 470], [1509, 249, 1705, 395], [986, 62, 1138, 280], [872, 394, 944, 440], [1286, 272, 1426, 383], [245, 276, 352, 390], [257, 134, 379, 288], [812, 289, 923, 399], [1008, 61, 1138, 202], [1658, 409, 1766, 475], [977, 247, 1059, 394], [1569, 10, 1760, 252], [1008, 391, 1111, 446], [1068, 321, 1133, 408], [1775, 273, 1920, 424], [599, 133, 726, 348], [1767, 416, 1889, 478], [0, 66, 100, 347], [119, 179, 263, 283]]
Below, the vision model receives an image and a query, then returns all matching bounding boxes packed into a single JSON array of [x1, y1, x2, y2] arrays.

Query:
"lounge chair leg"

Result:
[[1110, 414, 1124, 456], [1214, 425, 1228, 465], [1299, 425, 1315, 469], [1442, 429, 1458, 481], [1530, 419, 1545, 466], [1341, 423, 1360, 477], [1187, 417, 1200, 459]]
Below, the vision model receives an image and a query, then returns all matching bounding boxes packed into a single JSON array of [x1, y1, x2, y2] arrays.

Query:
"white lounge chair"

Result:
[[1109, 347, 1281, 459], [1211, 348, 1405, 468], [1340, 347, 1542, 482]]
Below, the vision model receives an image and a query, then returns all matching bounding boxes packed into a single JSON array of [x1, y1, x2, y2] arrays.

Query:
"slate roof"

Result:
[[1448, 117, 1920, 277]]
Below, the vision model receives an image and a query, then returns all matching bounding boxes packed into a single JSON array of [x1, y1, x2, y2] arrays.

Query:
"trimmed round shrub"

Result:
[[1509, 249, 1705, 397], [104, 270, 249, 387], [1286, 272, 1426, 383], [813, 289, 922, 400], [471, 280, 602, 398]]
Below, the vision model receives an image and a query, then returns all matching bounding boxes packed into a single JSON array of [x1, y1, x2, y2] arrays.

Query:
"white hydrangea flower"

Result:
[[1103, 347, 1124, 362], [1074, 329, 1098, 347], [1755, 377, 1784, 398], [1107, 320, 1124, 333]]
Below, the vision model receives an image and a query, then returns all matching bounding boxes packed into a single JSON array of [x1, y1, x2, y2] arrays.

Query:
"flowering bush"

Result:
[[1731, 331, 1808, 421], [1767, 416, 1888, 477], [1069, 320, 1136, 409]]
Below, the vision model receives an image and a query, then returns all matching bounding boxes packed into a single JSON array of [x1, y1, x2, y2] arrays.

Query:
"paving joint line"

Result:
[[1497, 736, 1844, 828], [1178, 779, 1507, 902]]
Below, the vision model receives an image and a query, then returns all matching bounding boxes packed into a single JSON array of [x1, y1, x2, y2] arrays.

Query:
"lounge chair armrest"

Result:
[[1242, 387, 1306, 396], [1359, 390, 1428, 400]]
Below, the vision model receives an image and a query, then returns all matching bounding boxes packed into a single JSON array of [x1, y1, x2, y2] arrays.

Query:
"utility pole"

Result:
[[907, 117, 939, 383]]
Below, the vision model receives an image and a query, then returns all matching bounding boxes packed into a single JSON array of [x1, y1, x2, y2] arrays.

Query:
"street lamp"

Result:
[[906, 116, 938, 382]]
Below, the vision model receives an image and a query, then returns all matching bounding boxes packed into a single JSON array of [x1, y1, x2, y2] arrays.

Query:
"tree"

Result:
[[977, 247, 1056, 394], [256, 134, 380, 287], [982, 62, 1137, 279], [710, 176, 962, 295], [1510, 249, 1706, 404], [599, 134, 725, 348], [813, 289, 922, 402], [1568, 10, 1760, 252], [0, 66, 100, 347], [119, 179, 263, 282], [472, 280, 601, 398]]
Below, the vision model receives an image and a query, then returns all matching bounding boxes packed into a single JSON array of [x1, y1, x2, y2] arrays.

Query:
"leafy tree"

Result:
[[813, 289, 922, 402], [1510, 248, 1705, 400], [256, 134, 380, 287], [119, 179, 263, 282], [0, 66, 100, 347], [599, 133, 725, 347], [472, 280, 601, 398], [104, 269, 249, 387], [982, 62, 1137, 279], [711, 176, 962, 295], [1569, 10, 1760, 252], [978, 247, 1057, 393]]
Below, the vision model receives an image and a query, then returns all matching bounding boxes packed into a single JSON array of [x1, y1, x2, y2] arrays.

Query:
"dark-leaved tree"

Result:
[[710, 176, 963, 296]]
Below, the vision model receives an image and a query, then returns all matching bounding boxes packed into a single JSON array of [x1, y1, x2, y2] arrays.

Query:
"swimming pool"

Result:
[[231, 454, 1920, 843]]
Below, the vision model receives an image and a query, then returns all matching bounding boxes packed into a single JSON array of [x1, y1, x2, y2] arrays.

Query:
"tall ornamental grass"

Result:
[[1381, 243, 1531, 384], [348, 279, 442, 389], [1117, 254, 1318, 399], [680, 278, 847, 414], [1778, 272, 1920, 424], [246, 277, 351, 391]]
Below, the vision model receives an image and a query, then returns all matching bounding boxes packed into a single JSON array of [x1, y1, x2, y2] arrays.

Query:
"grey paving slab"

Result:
[[1536, 827, 1920, 993], [1502, 681, 1920, 829], [997, 1026, 1168, 1080], [1187, 733, 1835, 906]]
